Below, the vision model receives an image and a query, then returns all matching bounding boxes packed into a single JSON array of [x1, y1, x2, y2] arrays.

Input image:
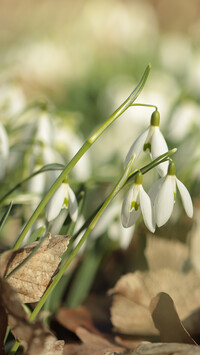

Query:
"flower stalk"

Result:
[[13, 64, 151, 250]]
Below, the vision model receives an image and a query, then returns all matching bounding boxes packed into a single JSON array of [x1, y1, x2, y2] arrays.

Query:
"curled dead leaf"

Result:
[[0, 277, 64, 354], [0, 233, 70, 303], [150, 292, 196, 344]]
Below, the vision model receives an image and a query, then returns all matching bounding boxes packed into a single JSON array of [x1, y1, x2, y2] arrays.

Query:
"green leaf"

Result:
[[0, 201, 13, 233]]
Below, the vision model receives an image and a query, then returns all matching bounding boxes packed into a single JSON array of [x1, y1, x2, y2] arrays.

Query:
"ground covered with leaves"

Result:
[[1, 203, 200, 354]]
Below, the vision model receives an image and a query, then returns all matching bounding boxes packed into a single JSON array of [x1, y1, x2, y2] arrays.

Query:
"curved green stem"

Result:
[[71, 148, 177, 241], [9, 147, 177, 355], [0, 164, 64, 205], [29, 149, 176, 321], [29, 154, 135, 322], [13, 64, 151, 250], [131, 103, 158, 110]]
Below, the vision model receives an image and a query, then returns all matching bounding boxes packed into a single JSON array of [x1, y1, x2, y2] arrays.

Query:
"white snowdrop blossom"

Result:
[[151, 161, 193, 227], [121, 172, 155, 233], [125, 110, 169, 177], [46, 182, 78, 222], [35, 111, 53, 146]]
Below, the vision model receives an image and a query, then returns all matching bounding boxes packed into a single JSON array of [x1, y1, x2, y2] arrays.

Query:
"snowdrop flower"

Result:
[[125, 110, 168, 177], [46, 181, 78, 222], [0, 82, 26, 120], [121, 171, 155, 233], [151, 161, 193, 227], [35, 111, 53, 146]]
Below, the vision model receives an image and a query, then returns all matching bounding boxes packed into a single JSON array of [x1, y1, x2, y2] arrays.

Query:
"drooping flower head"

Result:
[[125, 110, 169, 176], [151, 160, 193, 227], [46, 179, 78, 222], [121, 171, 155, 233]]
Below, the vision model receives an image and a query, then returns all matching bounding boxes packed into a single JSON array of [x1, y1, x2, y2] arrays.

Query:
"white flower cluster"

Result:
[[121, 110, 193, 232]]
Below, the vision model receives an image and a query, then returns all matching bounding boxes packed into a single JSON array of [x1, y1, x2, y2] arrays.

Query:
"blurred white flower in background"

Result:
[[35, 111, 54, 146], [46, 181, 78, 222], [160, 35, 193, 77], [17, 41, 71, 85], [168, 101, 200, 141], [0, 123, 9, 180], [187, 50, 200, 95], [24, 110, 64, 203], [91, 199, 134, 250], [54, 118, 91, 181], [84, 0, 158, 51], [0, 82, 26, 120]]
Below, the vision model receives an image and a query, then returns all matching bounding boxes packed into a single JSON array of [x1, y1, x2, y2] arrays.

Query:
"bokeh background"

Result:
[[0, 0, 200, 308], [1, 0, 200, 167]]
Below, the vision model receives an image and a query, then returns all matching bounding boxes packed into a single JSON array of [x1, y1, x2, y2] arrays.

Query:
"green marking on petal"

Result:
[[130, 200, 139, 211], [143, 142, 151, 152], [174, 191, 176, 200], [63, 196, 68, 208]]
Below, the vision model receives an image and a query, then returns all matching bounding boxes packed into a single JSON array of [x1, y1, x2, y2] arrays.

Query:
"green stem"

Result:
[[12, 64, 151, 250], [0, 164, 64, 205], [9, 147, 177, 354], [131, 103, 158, 111], [70, 148, 177, 244], [9, 340, 20, 355], [127, 148, 177, 184], [29, 155, 135, 322]]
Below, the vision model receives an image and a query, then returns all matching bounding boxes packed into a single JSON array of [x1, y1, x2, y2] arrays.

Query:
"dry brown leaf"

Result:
[[56, 306, 101, 335], [0, 277, 64, 355], [131, 341, 200, 355], [150, 292, 196, 344], [145, 235, 189, 271], [0, 291, 7, 355], [63, 326, 126, 355], [0, 233, 70, 303], [109, 269, 200, 336]]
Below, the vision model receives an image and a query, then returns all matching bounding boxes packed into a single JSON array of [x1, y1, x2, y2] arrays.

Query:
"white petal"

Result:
[[124, 127, 149, 168], [139, 186, 155, 233], [67, 184, 78, 222], [121, 186, 140, 228], [50, 209, 68, 235], [109, 222, 135, 249], [28, 170, 46, 195], [148, 177, 165, 204], [36, 113, 53, 146], [151, 127, 169, 177], [176, 178, 193, 218], [126, 207, 141, 227], [0, 123, 9, 158], [46, 184, 65, 221], [154, 176, 175, 227]]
